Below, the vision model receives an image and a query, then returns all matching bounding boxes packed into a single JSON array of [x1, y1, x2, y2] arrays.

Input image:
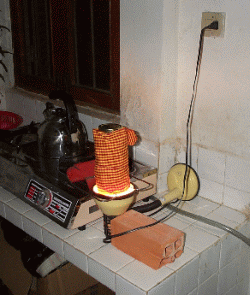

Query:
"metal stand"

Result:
[[103, 215, 115, 243]]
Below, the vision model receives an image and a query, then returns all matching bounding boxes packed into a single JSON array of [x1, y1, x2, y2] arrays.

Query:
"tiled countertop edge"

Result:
[[0, 187, 249, 294]]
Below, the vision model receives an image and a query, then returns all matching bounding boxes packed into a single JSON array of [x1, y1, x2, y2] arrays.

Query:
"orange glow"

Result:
[[93, 183, 135, 198]]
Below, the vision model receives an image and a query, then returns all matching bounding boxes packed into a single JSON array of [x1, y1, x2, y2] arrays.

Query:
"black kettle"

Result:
[[38, 90, 88, 180]]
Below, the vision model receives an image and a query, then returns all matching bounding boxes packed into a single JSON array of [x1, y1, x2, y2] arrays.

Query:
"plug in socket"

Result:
[[201, 12, 225, 37]]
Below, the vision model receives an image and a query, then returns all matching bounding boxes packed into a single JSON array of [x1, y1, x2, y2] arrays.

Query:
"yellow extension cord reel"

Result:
[[160, 163, 200, 205]]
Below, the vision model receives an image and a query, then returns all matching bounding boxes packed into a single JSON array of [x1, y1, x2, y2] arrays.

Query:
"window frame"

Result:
[[10, 0, 120, 112]]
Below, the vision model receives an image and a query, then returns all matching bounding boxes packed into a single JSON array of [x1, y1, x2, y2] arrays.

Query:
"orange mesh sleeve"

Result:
[[126, 128, 138, 146], [93, 127, 137, 194]]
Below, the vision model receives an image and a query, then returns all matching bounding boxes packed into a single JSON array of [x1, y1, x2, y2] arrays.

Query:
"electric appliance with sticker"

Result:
[[0, 122, 157, 229]]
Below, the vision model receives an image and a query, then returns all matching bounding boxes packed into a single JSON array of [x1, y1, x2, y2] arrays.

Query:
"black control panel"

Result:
[[23, 177, 80, 228], [25, 179, 73, 223]]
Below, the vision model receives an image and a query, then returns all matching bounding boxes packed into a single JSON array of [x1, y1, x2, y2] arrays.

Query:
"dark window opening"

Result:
[[10, 0, 120, 112]]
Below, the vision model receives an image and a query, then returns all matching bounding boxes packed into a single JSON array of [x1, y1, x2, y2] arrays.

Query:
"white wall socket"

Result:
[[201, 12, 226, 37]]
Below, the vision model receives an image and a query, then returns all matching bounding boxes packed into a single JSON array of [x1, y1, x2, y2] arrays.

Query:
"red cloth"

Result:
[[67, 160, 95, 186]]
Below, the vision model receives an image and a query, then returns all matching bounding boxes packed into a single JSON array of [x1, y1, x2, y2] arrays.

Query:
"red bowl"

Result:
[[0, 111, 23, 130]]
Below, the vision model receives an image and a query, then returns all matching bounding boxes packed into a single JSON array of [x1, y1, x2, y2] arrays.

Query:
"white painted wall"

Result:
[[177, 0, 250, 160], [121, 0, 250, 159], [120, 0, 180, 192], [120, 0, 163, 142], [120, 0, 179, 144]]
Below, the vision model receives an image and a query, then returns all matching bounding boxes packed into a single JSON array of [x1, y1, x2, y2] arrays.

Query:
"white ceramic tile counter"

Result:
[[0, 186, 249, 295]]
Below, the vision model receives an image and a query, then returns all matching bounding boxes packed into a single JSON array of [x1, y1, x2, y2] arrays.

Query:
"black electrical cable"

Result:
[[132, 199, 162, 214], [148, 21, 218, 219], [103, 208, 177, 243], [103, 21, 218, 243], [104, 20, 250, 248], [133, 22, 212, 219]]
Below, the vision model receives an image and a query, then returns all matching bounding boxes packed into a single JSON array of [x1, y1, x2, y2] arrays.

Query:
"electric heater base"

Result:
[[71, 161, 157, 229]]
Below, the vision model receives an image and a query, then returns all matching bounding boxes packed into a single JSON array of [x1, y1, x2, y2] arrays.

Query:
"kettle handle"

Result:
[[49, 90, 78, 134]]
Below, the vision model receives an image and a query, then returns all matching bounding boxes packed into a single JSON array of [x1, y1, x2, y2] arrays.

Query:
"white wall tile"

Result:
[[42, 220, 78, 240], [214, 205, 246, 224], [198, 242, 221, 284], [42, 229, 64, 257], [88, 257, 116, 292], [238, 249, 250, 283], [4, 205, 23, 229], [23, 209, 51, 227], [198, 178, 224, 204], [238, 221, 250, 258], [173, 211, 197, 226], [2, 90, 250, 294], [117, 260, 174, 292], [186, 288, 197, 295], [0, 187, 16, 203], [194, 220, 227, 239], [91, 218, 104, 232], [175, 256, 199, 295], [235, 267, 250, 295], [220, 234, 242, 269], [224, 186, 250, 212], [218, 257, 239, 295], [42, 221, 78, 257], [90, 117, 109, 143], [178, 200, 216, 218], [225, 156, 250, 193], [198, 272, 218, 295], [22, 215, 43, 243], [163, 216, 191, 231], [148, 273, 176, 295], [184, 225, 219, 253], [178, 202, 199, 215], [195, 210, 238, 238], [89, 244, 134, 272], [65, 227, 105, 255], [3, 88, 12, 111], [6, 198, 32, 214], [63, 242, 88, 273], [237, 220, 250, 239], [198, 148, 226, 184], [188, 196, 220, 214], [0, 187, 249, 293], [116, 275, 146, 295], [224, 284, 244, 295], [167, 247, 198, 271], [21, 115, 33, 126]]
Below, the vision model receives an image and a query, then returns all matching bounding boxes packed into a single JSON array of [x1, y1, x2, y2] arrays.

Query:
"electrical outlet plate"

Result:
[[201, 12, 226, 37]]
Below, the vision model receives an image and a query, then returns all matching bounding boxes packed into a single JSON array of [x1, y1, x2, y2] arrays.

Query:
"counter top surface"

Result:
[[0, 186, 249, 295]]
